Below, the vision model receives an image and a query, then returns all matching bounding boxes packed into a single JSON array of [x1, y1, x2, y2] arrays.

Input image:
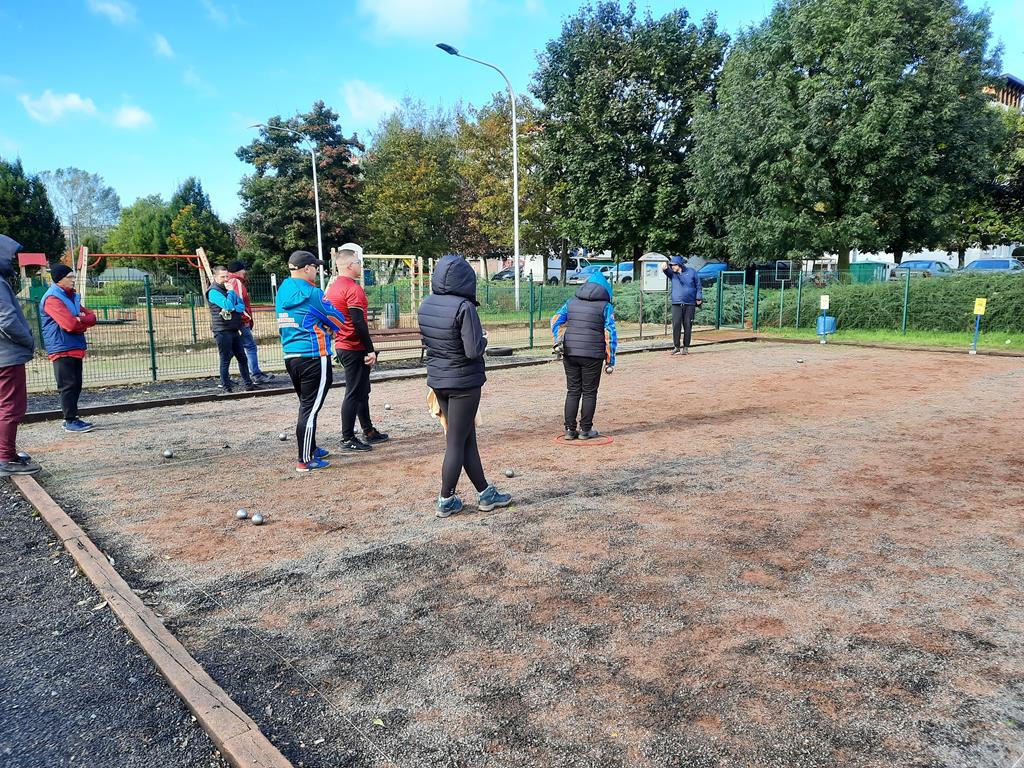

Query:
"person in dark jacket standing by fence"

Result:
[[418, 255, 512, 518], [208, 264, 257, 394], [550, 271, 618, 440], [40, 263, 97, 432], [226, 260, 272, 384], [325, 242, 388, 452], [663, 256, 702, 355], [0, 235, 41, 476]]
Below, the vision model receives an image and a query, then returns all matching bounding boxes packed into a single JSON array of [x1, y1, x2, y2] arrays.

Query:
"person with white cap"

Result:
[[325, 242, 388, 452]]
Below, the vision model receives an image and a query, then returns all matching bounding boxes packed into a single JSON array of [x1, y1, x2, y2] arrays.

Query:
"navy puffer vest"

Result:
[[418, 256, 486, 390], [207, 283, 242, 333], [563, 280, 609, 360]]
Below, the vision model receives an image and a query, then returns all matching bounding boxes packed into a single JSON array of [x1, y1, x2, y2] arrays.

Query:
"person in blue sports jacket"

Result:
[[276, 250, 347, 472], [207, 264, 257, 393], [550, 270, 617, 440], [663, 255, 702, 355]]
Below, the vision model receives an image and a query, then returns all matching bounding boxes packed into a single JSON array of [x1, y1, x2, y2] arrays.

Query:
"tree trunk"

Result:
[[893, 245, 905, 265], [957, 245, 966, 270], [836, 245, 851, 271], [632, 244, 642, 281], [481, 256, 489, 280]]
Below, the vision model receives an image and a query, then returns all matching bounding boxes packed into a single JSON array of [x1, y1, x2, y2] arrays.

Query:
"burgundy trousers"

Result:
[[0, 364, 27, 461]]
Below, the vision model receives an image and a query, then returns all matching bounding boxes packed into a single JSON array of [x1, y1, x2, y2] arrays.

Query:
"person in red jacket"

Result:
[[324, 243, 388, 452], [39, 263, 97, 432], [225, 260, 272, 383]]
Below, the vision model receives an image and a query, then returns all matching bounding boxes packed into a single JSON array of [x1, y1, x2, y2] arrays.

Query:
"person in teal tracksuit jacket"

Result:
[[276, 251, 346, 472], [550, 271, 617, 439]]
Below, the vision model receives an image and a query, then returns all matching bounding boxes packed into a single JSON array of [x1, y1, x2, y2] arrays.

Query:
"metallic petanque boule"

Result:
[[162, 449, 174, 459], [504, 468, 515, 478], [236, 509, 248, 520], [278, 432, 288, 441], [384, 404, 393, 411], [251, 513, 265, 526]]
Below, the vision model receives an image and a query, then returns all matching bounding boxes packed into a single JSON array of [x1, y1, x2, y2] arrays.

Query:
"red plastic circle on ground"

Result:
[[554, 434, 614, 447]]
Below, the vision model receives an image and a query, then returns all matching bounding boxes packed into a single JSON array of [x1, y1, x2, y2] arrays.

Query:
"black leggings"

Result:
[[434, 387, 488, 498]]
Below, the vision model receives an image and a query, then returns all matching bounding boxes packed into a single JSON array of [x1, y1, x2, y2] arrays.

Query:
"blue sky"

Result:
[[2, 0, 1021, 222]]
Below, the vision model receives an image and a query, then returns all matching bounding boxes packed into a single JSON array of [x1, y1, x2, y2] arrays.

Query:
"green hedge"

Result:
[[756, 274, 1024, 332]]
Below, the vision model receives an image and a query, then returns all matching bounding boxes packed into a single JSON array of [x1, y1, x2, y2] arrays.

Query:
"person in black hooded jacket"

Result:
[[418, 255, 512, 518]]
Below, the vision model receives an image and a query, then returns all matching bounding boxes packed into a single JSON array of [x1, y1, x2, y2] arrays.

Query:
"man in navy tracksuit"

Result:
[[550, 271, 618, 440], [276, 251, 347, 472], [663, 256, 702, 355]]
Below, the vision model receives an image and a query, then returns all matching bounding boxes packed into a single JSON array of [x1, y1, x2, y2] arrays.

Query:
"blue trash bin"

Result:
[[816, 315, 837, 335]]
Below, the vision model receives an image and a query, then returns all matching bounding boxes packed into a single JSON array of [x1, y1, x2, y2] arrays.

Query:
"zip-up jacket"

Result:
[[276, 276, 346, 358], [40, 283, 96, 360], [207, 282, 246, 333], [418, 255, 487, 389], [0, 235, 35, 367], [226, 272, 254, 328], [663, 262, 702, 305], [551, 271, 617, 365]]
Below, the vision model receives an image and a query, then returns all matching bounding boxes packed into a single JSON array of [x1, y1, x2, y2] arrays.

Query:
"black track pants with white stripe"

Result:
[[286, 355, 333, 464]]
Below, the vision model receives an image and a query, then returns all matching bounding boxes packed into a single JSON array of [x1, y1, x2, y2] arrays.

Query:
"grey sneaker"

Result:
[[477, 485, 512, 512], [579, 429, 599, 440], [671, 348, 682, 356], [436, 494, 464, 518], [564, 428, 579, 440]]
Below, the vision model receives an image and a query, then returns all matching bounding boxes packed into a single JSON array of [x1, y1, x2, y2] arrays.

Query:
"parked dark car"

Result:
[[491, 268, 519, 281], [697, 262, 728, 284], [963, 259, 1024, 273]]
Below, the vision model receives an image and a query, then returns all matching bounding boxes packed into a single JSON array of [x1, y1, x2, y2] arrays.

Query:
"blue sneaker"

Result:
[[296, 457, 330, 473], [313, 447, 331, 459], [436, 494, 464, 518], [63, 419, 94, 433], [477, 485, 512, 512]]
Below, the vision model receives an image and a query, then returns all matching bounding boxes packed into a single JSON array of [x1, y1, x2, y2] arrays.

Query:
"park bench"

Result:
[[138, 295, 184, 306], [371, 326, 425, 362]]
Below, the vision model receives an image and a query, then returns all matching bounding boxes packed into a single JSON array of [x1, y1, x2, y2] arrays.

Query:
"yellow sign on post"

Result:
[[974, 298, 987, 315]]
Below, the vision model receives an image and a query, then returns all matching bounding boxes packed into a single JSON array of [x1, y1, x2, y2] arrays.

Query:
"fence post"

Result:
[[144, 275, 158, 381], [715, 273, 723, 330], [795, 271, 803, 328], [392, 286, 399, 323], [189, 293, 198, 345], [901, 272, 910, 335], [538, 281, 544, 320], [752, 271, 761, 332], [639, 290, 644, 339], [779, 280, 785, 328], [528, 279, 535, 348], [485, 281, 490, 304]]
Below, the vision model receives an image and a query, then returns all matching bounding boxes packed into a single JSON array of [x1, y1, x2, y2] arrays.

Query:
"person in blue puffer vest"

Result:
[[663, 255, 702, 355], [550, 270, 618, 440], [40, 263, 97, 433], [207, 264, 257, 394]]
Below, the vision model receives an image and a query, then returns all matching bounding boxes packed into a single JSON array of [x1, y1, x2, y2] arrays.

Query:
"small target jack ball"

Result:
[[278, 432, 288, 441], [504, 468, 515, 478], [162, 449, 174, 459], [384, 404, 393, 411], [797, 358, 805, 364], [236, 509, 248, 520], [251, 513, 265, 526]]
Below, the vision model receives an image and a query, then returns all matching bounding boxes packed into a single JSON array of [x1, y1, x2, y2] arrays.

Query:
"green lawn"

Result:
[[759, 326, 1024, 352]]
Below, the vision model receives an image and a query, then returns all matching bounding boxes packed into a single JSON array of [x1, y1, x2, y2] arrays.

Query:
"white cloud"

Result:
[[341, 80, 399, 124], [357, 0, 469, 39], [200, 0, 242, 25], [153, 33, 174, 58], [113, 105, 154, 129], [183, 66, 218, 97], [87, 0, 136, 25], [19, 90, 98, 123]]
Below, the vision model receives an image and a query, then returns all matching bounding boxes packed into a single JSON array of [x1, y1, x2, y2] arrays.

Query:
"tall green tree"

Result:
[[359, 101, 463, 260], [236, 101, 362, 271], [532, 2, 728, 265], [39, 167, 120, 260], [167, 177, 236, 261], [0, 158, 66, 258], [689, 0, 1001, 268], [456, 92, 559, 262]]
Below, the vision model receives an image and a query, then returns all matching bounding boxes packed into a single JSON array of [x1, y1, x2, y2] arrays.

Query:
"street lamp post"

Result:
[[250, 123, 325, 289], [436, 43, 521, 311]]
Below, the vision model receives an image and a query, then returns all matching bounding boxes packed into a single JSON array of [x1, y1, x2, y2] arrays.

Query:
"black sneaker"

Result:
[[217, 386, 234, 396], [342, 438, 372, 452], [363, 428, 389, 444], [579, 429, 599, 440], [0, 457, 41, 476], [564, 428, 579, 440], [243, 381, 260, 391]]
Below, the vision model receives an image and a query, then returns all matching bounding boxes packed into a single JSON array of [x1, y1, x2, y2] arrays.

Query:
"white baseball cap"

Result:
[[339, 242, 364, 259]]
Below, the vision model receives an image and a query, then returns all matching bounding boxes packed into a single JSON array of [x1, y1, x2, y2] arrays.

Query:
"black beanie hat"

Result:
[[51, 263, 73, 282], [228, 260, 247, 273]]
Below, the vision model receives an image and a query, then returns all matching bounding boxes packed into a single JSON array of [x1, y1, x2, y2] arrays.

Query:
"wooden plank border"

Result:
[[11, 474, 294, 768]]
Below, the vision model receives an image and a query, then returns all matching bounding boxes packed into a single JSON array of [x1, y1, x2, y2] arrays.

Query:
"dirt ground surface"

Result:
[[0, 481, 230, 768], [14, 342, 1024, 768]]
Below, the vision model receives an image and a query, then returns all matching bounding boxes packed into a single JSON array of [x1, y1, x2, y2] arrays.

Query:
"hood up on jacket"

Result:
[[0, 235, 23, 278], [668, 255, 686, 268], [574, 270, 612, 302], [431, 255, 479, 305]]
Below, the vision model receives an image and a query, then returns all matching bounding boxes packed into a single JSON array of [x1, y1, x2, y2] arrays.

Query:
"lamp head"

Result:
[[436, 43, 459, 56]]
